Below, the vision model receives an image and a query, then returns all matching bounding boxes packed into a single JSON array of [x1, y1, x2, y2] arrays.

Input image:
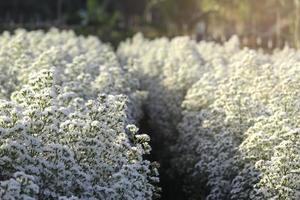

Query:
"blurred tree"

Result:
[[1, 0, 300, 48]]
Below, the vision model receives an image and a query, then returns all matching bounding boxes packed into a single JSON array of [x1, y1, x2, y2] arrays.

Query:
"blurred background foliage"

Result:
[[0, 0, 300, 48]]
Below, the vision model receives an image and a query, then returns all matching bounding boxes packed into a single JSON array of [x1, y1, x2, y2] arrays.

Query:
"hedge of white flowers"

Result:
[[0, 29, 159, 200], [118, 35, 300, 200], [1, 29, 300, 200]]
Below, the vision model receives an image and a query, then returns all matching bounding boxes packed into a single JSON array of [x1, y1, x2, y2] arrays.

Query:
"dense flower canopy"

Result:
[[0, 29, 158, 200], [1, 28, 300, 200], [118, 34, 300, 200]]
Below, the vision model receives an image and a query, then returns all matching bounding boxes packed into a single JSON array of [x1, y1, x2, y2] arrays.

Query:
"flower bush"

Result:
[[0, 30, 158, 200], [0, 29, 146, 121], [119, 34, 300, 200], [118, 34, 204, 140], [1, 28, 300, 200]]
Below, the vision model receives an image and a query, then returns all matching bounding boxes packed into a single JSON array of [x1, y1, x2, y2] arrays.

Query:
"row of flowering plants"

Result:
[[1, 28, 300, 200], [118, 34, 300, 200], [0, 29, 159, 199]]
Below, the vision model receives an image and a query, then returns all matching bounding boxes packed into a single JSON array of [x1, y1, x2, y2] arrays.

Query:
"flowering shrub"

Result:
[[0, 29, 146, 121], [1, 29, 300, 199], [118, 34, 205, 145], [0, 30, 158, 199], [119, 34, 300, 200]]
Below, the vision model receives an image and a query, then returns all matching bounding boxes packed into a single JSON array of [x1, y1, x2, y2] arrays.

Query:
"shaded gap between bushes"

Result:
[[140, 110, 187, 200]]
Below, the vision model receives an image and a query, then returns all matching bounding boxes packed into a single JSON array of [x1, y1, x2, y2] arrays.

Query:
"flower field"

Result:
[[1, 30, 300, 199]]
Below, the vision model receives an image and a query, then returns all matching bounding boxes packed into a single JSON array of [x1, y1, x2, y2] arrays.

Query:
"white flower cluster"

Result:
[[0, 29, 146, 121], [118, 33, 204, 141], [0, 30, 159, 199], [118, 34, 300, 199]]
